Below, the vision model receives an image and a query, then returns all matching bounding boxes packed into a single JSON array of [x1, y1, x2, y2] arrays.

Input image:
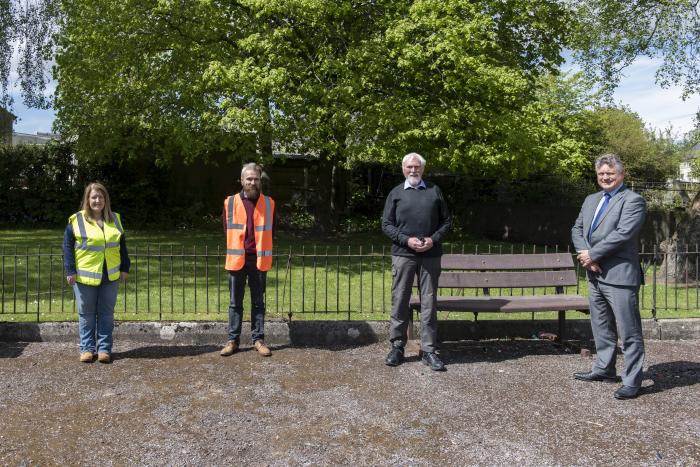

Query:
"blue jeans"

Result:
[[74, 279, 119, 353], [228, 256, 266, 343]]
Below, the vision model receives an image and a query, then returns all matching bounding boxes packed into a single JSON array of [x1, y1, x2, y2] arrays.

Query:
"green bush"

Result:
[[0, 142, 213, 229], [0, 142, 80, 225]]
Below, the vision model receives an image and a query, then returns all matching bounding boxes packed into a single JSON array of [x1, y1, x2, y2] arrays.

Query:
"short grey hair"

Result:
[[595, 153, 624, 173], [402, 152, 426, 167], [240, 162, 263, 178]]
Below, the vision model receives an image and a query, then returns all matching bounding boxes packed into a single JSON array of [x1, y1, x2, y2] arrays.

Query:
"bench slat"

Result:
[[409, 294, 590, 312], [432, 270, 579, 288], [441, 253, 574, 270]]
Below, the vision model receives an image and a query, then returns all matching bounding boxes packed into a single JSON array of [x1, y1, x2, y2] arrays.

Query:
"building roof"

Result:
[[12, 132, 59, 145]]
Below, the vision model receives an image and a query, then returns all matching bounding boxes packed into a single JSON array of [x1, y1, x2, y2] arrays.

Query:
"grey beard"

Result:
[[407, 176, 422, 187], [243, 186, 260, 199]]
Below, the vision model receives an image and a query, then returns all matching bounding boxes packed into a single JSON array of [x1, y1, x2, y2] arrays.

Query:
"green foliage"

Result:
[[287, 208, 315, 231], [52, 0, 585, 182], [584, 107, 682, 181], [525, 71, 601, 180], [691, 158, 700, 180], [682, 118, 700, 179], [0, 141, 223, 229], [0, 142, 78, 224], [346, 0, 577, 177], [569, 0, 700, 98]]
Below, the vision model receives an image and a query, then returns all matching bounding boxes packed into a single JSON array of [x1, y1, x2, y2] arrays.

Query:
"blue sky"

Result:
[[10, 57, 700, 137], [606, 57, 699, 137]]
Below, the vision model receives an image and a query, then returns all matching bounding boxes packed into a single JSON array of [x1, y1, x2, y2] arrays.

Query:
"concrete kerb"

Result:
[[1, 318, 698, 345]]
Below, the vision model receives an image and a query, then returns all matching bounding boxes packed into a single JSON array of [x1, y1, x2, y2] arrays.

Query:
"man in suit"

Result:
[[571, 153, 647, 400], [382, 152, 451, 371]]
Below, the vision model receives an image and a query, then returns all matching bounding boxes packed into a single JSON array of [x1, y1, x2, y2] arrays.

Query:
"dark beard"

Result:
[[243, 186, 260, 199]]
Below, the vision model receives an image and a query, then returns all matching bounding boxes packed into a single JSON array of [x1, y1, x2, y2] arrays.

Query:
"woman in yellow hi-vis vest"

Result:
[[220, 163, 275, 358], [63, 182, 130, 364]]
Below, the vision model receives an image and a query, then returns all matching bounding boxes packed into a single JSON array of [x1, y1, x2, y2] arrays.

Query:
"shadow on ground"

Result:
[[644, 360, 700, 394], [440, 339, 578, 364], [114, 344, 220, 359], [0, 341, 29, 358]]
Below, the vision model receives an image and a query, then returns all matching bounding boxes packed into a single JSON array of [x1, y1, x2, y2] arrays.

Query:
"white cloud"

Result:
[[11, 102, 55, 134], [613, 58, 699, 136]]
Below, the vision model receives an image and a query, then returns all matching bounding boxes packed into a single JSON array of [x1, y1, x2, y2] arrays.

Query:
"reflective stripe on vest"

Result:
[[226, 195, 245, 230], [224, 193, 274, 271], [70, 211, 123, 285], [77, 269, 103, 280], [254, 196, 273, 232]]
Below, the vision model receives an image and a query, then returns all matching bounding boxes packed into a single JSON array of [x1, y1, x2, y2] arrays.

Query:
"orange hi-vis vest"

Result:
[[224, 193, 275, 271]]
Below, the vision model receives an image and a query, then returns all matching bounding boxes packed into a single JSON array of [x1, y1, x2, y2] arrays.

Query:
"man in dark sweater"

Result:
[[381, 153, 451, 370]]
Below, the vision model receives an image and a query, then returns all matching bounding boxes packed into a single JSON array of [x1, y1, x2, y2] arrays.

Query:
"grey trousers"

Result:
[[389, 255, 441, 353], [588, 279, 645, 387]]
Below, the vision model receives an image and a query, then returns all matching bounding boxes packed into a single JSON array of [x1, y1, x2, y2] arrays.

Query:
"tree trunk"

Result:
[[658, 189, 700, 283], [312, 152, 340, 234]]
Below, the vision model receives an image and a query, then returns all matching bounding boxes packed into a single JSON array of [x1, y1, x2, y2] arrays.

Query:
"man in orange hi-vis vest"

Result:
[[220, 162, 275, 357]]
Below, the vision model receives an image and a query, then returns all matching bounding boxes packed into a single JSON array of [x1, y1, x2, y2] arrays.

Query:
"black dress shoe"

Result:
[[574, 371, 617, 383], [614, 385, 640, 400], [385, 345, 404, 367], [422, 352, 446, 371]]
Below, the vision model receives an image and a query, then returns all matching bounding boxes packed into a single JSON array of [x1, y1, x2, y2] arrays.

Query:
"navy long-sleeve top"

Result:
[[63, 224, 131, 276], [381, 181, 451, 257]]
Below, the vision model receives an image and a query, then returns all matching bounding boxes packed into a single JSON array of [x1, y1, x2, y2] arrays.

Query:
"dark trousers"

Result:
[[389, 255, 441, 353], [588, 279, 645, 387], [227, 255, 267, 343]]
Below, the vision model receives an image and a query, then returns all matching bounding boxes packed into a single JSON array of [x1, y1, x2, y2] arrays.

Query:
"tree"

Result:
[[54, 0, 590, 230], [0, 0, 59, 109], [352, 0, 592, 179], [567, 0, 700, 281], [568, 0, 700, 98], [585, 107, 681, 182], [659, 120, 700, 281]]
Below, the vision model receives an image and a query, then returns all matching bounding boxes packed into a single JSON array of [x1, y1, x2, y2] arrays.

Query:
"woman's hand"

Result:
[[120, 272, 129, 282], [66, 275, 76, 286]]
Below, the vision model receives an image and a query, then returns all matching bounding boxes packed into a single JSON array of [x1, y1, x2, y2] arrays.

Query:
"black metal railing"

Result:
[[1, 244, 698, 322]]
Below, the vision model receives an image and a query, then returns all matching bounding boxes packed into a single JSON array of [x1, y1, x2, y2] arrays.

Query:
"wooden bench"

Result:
[[409, 253, 590, 342]]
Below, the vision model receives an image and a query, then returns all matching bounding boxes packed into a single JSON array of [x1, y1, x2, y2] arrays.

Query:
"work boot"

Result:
[[97, 352, 111, 364], [220, 340, 239, 356], [254, 340, 272, 357], [79, 351, 94, 363]]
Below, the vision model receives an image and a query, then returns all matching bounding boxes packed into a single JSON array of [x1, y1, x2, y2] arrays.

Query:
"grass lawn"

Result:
[[1, 227, 698, 322]]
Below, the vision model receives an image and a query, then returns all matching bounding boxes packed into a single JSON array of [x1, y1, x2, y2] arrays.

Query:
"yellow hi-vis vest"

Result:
[[69, 211, 124, 285], [224, 193, 274, 271]]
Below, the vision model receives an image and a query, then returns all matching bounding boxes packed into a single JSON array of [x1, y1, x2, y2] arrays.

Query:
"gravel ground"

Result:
[[0, 339, 698, 466]]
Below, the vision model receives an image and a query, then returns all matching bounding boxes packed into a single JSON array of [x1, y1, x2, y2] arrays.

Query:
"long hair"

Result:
[[80, 182, 115, 223]]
